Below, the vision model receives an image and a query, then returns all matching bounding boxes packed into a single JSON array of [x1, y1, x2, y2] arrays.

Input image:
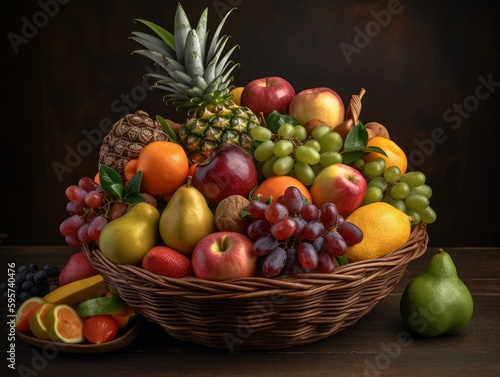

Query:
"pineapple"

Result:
[[130, 3, 260, 162]]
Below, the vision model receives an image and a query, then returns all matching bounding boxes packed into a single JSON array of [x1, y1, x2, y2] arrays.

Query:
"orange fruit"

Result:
[[124, 158, 138, 182], [130, 141, 189, 196], [253, 176, 313, 203], [15, 296, 46, 333], [142, 246, 194, 278], [345, 202, 411, 262], [229, 87, 244, 106], [29, 302, 56, 340], [363, 136, 408, 175], [46, 304, 84, 343]]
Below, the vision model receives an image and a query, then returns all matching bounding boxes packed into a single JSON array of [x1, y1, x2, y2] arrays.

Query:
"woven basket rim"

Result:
[[81, 223, 428, 350], [82, 223, 428, 292]]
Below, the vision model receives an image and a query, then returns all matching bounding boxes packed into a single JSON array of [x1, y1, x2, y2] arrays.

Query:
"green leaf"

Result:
[[99, 165, 124, 199], [335, 255, 349, 266], [134, 19, 175, 51], [109, 183, 124, 200], [341, 122, 387, 165], [344, 122, 368, 149], [156, 115, 180, 144], [123, 192, 147, 205], [125, 170, 143, 197], [265, 111, 297, 133]]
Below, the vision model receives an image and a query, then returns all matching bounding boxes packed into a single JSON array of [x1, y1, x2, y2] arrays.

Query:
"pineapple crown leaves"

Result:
[[131, 3, 240, 113]]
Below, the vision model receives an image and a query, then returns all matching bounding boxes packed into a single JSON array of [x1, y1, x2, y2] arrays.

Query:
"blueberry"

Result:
[[29, 264, 38, 273], [34, 271, 47, 284], [17, 292, 30, 303], [17, 265, 28, 274], [43, 264, 60, 278], [0, 281, 7, 293], [25, 273, 34, 282], [22, 280, 34, 292], [15, 272, 27, 285], [29, 286, 40, 296]]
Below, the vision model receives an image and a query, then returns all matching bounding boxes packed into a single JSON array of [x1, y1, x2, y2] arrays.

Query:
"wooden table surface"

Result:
[[0, 245, 498, 377]]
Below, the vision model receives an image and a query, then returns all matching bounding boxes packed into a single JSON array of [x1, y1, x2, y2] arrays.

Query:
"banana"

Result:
[[43, 274, 109, 307]]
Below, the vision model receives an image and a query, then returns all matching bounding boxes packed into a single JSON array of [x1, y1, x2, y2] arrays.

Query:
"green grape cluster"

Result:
[[251, 123, 343, 186], [355, 158, 437, 225]]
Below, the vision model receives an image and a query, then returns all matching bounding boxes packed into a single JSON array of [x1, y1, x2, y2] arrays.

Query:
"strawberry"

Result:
[[59, 251, 99, 286], [142, 246, 193, 278]]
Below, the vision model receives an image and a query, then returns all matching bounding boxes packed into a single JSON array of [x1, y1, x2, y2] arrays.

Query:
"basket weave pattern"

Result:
[[82, 223, 428, 351]]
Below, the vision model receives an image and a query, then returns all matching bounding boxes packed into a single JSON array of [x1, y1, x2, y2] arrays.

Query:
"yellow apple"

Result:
[[289, 87, 345, 130]]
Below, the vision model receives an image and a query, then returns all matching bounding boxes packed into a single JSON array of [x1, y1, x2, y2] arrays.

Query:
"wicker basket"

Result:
[[82, 223, 428, 351]]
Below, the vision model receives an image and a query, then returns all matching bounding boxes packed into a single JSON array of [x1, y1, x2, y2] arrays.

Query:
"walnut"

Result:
[[215, 195, 252, 234]]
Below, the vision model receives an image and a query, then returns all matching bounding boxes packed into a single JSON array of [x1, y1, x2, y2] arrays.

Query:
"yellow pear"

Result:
[[160, 181, 216, 255], [99, 202, 160, 265]]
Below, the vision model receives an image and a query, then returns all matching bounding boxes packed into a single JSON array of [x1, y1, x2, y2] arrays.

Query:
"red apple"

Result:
[[191, 232, 258, 281], [289, 87, 345, 130], [240, 76, 295, 120], [191, 144, 258, 206], [310, 164, 367, 217]]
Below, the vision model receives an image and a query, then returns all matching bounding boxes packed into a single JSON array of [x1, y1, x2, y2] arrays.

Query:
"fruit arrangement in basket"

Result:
[[56, 3, 436, 281], [6, 3, 445, 350]]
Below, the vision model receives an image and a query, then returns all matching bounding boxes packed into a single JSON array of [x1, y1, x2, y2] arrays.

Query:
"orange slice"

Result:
[[28, 302, 56, 340], [110, 305, 138, 329], [15, 296, 46, 333], [47, 304, 84, 344]]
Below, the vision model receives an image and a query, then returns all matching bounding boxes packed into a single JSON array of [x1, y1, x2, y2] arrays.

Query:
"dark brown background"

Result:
[[1, 0, 499, 247]]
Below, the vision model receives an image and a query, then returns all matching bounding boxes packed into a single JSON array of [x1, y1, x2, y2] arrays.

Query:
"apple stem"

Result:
[[260, 112, 267, 127]]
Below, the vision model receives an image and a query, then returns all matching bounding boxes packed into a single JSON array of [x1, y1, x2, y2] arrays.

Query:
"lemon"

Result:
[[28, 302, 56, 340], [345, 202, 411, 262]]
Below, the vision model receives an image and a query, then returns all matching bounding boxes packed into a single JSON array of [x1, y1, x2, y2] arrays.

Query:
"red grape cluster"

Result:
[[59, 177, 127, 246], [246, 186, 363, 277]]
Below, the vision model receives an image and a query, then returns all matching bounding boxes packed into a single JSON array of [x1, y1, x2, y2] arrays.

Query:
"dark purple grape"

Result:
[[292, 217, 307, 240], [271, 218, 297, 240], [309, 235, 325, 252], [302, 220, 325, 241], [284, 248, 302, 274], [300, 203, 320, 222], [60, 215, 84, 236], [317, 249, 335, 273], [265, 202, 289, 223], [262, 247, 287, 277], [323, 231, 348, 256], [66, 201, 85, 216], [247, 200, 268, 219], [337, 221, 363, 246], [319, 203, 339, 231], [247, 219, 272, 240], [297, 242, 319, 271], [253, 234, 279, 256], [283, 186, 304, 214]]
